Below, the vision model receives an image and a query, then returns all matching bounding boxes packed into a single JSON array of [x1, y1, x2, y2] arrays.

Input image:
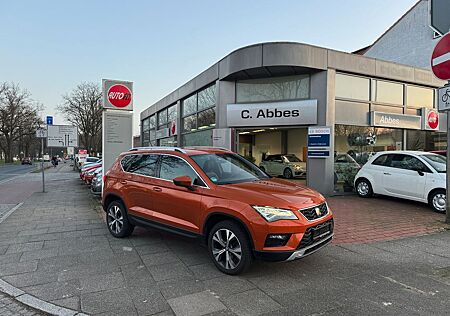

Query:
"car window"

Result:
[[121, 155, 141, 171], [372, 154, 389, 166], [388, 154, 430, 172], [159, 155, 204, 186], [127, 154, 158, 176], [421, 154, 446, 173], [283, 155, 301, 162]]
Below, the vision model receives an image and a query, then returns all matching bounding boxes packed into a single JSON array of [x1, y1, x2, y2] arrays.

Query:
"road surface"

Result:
[[0, 163, 36, 183]]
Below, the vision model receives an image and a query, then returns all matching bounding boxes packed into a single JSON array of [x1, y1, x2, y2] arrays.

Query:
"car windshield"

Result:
[[191, 153, 269, 185], [421, 154, 446, 173], [284, 155, 301, 162]]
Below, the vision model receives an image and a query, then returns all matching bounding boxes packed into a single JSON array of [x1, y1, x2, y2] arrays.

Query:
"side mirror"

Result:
[[173, 175, 194, 190], [416, 169, 425, 176]]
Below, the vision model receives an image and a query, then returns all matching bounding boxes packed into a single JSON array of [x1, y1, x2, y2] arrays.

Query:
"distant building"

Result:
[[356, 0, 441, 69]]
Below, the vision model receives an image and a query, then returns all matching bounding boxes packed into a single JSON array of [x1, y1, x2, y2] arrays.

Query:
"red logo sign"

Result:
[[170, 120, 177, 136], [431, 33, 450, 80], [427, 110, 439, 129], [107, 84, 132, 108]]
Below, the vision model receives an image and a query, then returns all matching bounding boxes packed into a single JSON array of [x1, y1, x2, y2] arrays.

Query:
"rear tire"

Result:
[[355, 178, 373, 198], [429, 190, 446, 213], [106, 200, 134, 238], [208, 221, 252, 275]]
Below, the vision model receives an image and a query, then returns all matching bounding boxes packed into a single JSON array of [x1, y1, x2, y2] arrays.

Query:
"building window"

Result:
[[371, 80, 404, 105], [335, 73, 370, 101], [236, 75, 309, 103], [159, 137, 177, 147], [406, 130, 446, 151], [157, 109, 168, 129], [406, 85, 434, 109], [181, 84, 216, 142], [168, 104, 177, 122], [181, 129, 213, 146]]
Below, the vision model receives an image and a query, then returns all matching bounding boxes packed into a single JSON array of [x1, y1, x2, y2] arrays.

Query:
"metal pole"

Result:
[[41, 138, 45, 193], [447, 81, 450, 224]]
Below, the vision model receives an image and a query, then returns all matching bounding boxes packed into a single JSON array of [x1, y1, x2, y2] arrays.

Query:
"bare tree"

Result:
[[0, 82, 42, 162], [58, 82, 102, 154]]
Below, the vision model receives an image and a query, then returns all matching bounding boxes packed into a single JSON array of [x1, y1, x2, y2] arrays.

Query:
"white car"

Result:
[[354, 151, 446, 213], [259, 154, 306, 179]]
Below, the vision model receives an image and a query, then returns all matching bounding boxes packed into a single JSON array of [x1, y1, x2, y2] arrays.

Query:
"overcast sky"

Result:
[[1, 0, 418, 134]]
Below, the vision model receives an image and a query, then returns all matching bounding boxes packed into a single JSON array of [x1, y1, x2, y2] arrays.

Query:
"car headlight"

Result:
[[294, 165, 302, 170], [252, 206, 298, 222]]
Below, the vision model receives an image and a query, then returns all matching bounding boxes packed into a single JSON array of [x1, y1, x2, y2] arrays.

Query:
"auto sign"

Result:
[[108, 84, 132, 108]]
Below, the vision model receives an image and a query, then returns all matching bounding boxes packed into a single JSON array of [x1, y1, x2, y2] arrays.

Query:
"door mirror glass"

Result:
[[173, 175, 193, 188]]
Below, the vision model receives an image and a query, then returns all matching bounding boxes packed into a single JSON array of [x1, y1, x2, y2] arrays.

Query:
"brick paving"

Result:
[[0, 165, 449, 315], [328, 195, 449, 244], [0, 292, 44, 316]]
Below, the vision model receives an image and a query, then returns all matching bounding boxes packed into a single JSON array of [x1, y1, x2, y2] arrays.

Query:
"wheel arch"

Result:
[[203, 212, 255, 251], [427, 187, 446, 204], [103, 193, 124, 212]]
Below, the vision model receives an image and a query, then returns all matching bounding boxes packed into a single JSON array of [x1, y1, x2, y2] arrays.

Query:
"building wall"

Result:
[[364, 0, 439, 69]]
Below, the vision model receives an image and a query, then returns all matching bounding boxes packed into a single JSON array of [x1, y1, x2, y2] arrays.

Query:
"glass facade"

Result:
[[181, 84, 216, 146], [371, 80, 404, 105], [335, 74, 370, 101], [406, 85, 434, 108], [236, 75, 309, 103]]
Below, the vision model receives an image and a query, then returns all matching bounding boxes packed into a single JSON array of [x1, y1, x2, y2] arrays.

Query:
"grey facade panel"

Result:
[[370, 104, 404, 114], [335, 100, 370, 126], [375, 59, 415, 82], [262, 43, 327, 70], [328, 50, 376, 75], [218, 44, 263, 79]]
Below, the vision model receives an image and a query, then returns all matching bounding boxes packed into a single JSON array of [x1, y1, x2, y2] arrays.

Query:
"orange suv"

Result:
[[102, 147, 334, 274]]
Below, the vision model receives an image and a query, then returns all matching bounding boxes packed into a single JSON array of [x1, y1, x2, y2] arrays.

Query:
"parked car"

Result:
[[103, 147, 333, 275], [90, 170, 103, 195], [84, 167, 102, 184], [334, 153, 361, 190], [259, 154, 306, 179], [80, 163, 101, 181], [429, 150, 446, 157], [21, 158, 32, 165], [354, 151, 446, 213]]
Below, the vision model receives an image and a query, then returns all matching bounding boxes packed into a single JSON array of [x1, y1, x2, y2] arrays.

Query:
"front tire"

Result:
[[355, 178, 373, 198], [106, 200, 134, 238], [429, 190, 446, 213], [283, 168, 293, 179], [208, 221, 252, 275]]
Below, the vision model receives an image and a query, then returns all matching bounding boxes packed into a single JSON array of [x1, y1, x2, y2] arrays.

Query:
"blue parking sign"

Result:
[[46, 116, 53, 125]]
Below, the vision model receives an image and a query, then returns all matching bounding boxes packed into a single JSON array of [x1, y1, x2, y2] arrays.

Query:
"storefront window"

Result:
[[197, 108, 215, 129], [334, 125, 403, 192], [406, 130, 446, 151], [371, 80, 404, 105], [198, 85, 216, 111], [158, 109, 168, 128], [182, 94, 197, 116], [236, 75, 309, 103], [168, 104, 177, 122], [159, 137, 177, 147], [406, 86, 434, 109], [335, 73, 370, 101], [181, 129, 213, 146], [183, 115, 197, 133], [149, 115, 156, 128]]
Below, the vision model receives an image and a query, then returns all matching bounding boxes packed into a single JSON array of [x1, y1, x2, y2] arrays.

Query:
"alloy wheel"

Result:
[[432, 193, 446, 212], [108, 205, 124, 234], [211, 228, 242, 270], [357, 181, 369, 196]]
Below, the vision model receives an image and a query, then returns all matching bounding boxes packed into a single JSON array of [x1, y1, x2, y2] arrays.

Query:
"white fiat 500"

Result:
[[354, 151, 446, 213]]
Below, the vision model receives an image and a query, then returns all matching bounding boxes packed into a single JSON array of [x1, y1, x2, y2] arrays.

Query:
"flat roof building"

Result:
[[140, 42, 445, 195]]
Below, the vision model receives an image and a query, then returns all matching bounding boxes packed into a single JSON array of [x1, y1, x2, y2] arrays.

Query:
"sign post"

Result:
[[36, 128, 47, 193], [307, 126, 331, 158], [431, 31, 450, 223], [101, 79, 133, 177]]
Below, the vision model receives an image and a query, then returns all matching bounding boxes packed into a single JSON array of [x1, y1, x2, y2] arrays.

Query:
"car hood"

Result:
[[222, 178, 324, 209]]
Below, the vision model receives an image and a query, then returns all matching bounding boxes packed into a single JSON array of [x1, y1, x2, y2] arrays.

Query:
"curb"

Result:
[[0, 202, 89, 315]]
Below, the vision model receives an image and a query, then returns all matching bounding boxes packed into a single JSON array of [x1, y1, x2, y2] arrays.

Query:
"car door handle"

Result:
[[383, 172, 391, 175], [153, 187, 162, 192], [120, 180, 128, 184]]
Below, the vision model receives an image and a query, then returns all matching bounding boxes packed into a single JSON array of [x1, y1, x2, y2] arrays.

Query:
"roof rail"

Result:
[[183, 146, 230, 151], [128, 146, 186, 153]]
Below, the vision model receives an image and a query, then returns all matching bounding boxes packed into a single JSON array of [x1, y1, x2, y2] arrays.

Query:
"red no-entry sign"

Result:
[[431, 32, 450, 80]]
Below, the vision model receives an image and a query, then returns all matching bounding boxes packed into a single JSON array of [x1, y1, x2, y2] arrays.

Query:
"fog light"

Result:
[[264, 234, 291, 247]]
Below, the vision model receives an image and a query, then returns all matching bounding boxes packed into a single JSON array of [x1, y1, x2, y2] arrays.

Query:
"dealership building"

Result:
[[140, 42, 446, 195]]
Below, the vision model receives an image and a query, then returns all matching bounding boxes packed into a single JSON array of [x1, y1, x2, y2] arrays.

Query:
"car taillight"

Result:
[[103, 175, 106, 182]]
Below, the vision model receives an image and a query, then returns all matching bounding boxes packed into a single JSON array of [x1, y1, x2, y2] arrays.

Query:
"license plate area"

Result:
[[312, 224, 331, 240]]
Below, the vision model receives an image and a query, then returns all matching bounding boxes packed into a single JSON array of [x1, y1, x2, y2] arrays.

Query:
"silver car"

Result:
[[259, 154, 306, 179]]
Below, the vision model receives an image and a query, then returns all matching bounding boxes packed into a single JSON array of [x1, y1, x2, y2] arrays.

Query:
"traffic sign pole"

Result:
[[41, 138, 45, 193], [446, 81, 450, 224]]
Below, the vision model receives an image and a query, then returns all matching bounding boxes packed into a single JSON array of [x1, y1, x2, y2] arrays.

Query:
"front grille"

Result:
[[297, 219, 334, 250], [299, 203, 328, 221]]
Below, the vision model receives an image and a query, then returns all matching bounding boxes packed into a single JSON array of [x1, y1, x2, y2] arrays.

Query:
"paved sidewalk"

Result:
[[0, 292, 43, 316], [0, 166, 449, 315]]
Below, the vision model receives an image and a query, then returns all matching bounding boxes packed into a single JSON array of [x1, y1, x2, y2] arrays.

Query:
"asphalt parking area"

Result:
[[328, 194, 449, 244]]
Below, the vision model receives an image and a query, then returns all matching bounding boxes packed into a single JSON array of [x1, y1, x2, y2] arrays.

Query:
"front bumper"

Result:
[[254, 233, 333, 262]]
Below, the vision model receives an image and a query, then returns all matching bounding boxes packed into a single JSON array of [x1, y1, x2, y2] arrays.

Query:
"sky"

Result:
[[0, 0, 418, 135]]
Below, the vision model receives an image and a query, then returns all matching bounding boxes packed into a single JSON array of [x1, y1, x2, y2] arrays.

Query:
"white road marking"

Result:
[[432, 51, 450, 66], [383, 276, 432, 296]]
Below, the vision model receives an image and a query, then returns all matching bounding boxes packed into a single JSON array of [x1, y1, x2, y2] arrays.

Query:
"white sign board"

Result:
[[36, 128, 47, 138], [102, 110, 133, 172], [307, 126, 331, 158], [438, 86, 450, 112], [226, 100, 318, 127], [47, 125, 78, 148]]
